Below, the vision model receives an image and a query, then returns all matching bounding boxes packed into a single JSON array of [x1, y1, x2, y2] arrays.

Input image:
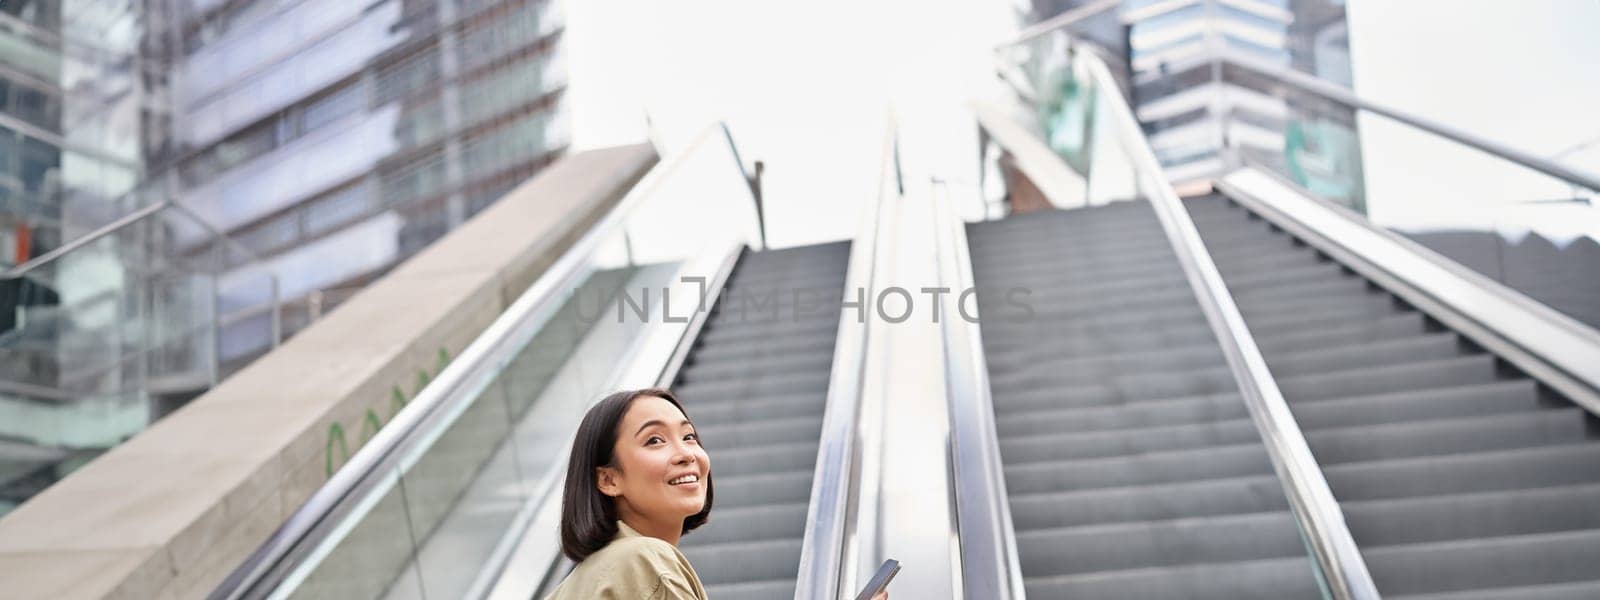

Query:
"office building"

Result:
[[2, 0, 168, 514], [0, 0, 569, 515], [171, 0, 570, 363]]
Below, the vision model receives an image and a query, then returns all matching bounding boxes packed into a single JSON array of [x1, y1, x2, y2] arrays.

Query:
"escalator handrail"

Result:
[[210, 126, 741, 600], [792, 118, 897, 599], [932, 179, 1027, 600], [1218, 55, 1600, 195], [1071, 47, 1382, 600]]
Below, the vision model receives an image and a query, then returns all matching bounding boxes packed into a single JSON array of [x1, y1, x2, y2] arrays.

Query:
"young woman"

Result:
[[546, 388, 712, 599], [545, 387, 889, 599]]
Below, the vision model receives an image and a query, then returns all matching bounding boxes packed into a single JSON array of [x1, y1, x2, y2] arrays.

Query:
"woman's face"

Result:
[[597, 395, 710, 531]]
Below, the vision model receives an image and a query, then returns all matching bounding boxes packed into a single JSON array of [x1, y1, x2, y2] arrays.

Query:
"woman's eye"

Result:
[[684, 432, 699, 443], [645, 435, 665, 445]]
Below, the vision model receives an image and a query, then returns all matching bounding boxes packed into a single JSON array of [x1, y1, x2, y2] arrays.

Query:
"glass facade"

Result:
[[1020, 0, 1356, 195], [0, 0, 568, 516], [1, 0, 154, 264], [172, 0, 569, 361], [1, 0, 171, 515], [1124, 0, 1295, 184]]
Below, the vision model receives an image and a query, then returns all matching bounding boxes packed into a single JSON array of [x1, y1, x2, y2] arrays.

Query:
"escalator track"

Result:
[[1187, 193, 1600, 598], [664, 241, 852, 600], [965, 200, 1325, 599]]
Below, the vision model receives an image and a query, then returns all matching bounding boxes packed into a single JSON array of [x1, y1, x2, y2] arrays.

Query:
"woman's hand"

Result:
[[871, 592, 888, 600]]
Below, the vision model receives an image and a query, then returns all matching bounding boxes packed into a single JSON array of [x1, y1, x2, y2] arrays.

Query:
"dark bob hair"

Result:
[[560, 387, 713, 562]]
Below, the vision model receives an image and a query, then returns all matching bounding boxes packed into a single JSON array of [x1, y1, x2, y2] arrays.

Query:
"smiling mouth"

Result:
[[668, 474, 700, 485]]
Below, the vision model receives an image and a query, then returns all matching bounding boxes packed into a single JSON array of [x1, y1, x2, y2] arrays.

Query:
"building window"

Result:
[[373, 46, 441, 107], [303, 180, 372, 236], [457, 1, 545, 70], [301, 79, 365, 134], [19, 136, 58, 195], [2, 77, 61, 132], [398, 202, 451, 258], [181, 118, 277, 186], [236, 211, 298, 254], [0, 0, 61, 29], [380, 150, 448, 208]]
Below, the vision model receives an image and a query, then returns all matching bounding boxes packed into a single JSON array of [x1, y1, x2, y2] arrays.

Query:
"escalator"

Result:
[[964, 200, 1324, 599], [967, 22, 1600, 598], [661, 241, 851, 599], [210, 126, 877, 600], [1186, 193, 1600, 598]]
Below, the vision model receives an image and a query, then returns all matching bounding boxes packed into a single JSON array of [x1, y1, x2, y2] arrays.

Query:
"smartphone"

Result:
[[853, 559, 901, 600]]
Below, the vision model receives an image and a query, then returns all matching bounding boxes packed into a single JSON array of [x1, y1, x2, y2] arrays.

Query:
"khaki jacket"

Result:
[[545, 521, 709, 600]]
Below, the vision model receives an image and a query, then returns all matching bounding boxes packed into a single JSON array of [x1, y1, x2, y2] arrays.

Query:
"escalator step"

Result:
[[702, 579, 798, 600], [704, 441, 818, 478], [680, 538, 804, 586], [1008, 474, 1287, 530], [1342, 483, 1600, 547], [674, 369, 833, 398], [994, 393, 1246, 437], [695, 415, 824, 449], [1022, 555, 1320, 600], [676, 348, 835, 382], [679, 501, 810, 546], [1220, 261, 1349, 291], [1363, 528, 1600, 596], [1305, 408, 1589, 465], [998, 418, 1262, 463], [1015, 512, 1307, 578], [1290, 380, 1541, 430], [1002, 443, 1273, 495], [1273, 354, 1501, 402], [1322, 443, 1600, 501], [1264, 333, 1462, 377], [988, 343, 1225, 384], [1250, 312, 1429, 353], [684, 392, 828, 426], [1392, 579, 1600, 600], [993, 367, 1238, 411], [712, 471, 815, 509]]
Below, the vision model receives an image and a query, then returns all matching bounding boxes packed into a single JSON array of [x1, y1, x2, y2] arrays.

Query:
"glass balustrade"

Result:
[[247, 128, 761, 600]]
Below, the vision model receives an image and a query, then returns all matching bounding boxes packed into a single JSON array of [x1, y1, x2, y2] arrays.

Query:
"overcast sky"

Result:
[[563, 0, 1018, 248], [1349, 0, 1600, 241], [564, 0, 1599, 246]]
